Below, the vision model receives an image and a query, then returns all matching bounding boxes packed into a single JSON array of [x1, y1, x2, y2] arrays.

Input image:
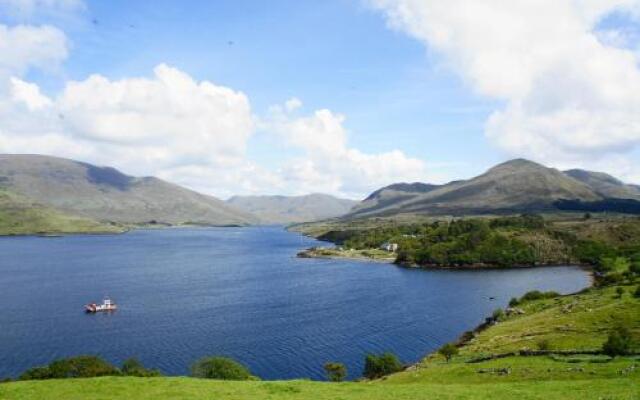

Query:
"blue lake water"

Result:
[[0, 227, 591, 380]]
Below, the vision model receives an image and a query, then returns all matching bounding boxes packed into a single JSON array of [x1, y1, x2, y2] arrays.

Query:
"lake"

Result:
[[0, 227, 591, 380]]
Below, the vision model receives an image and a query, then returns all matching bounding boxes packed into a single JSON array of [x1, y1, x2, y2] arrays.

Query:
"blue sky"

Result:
[[1, 0, 639, 198]]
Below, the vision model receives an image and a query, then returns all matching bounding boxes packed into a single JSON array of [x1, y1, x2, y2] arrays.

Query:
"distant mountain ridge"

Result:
[[347, 159, 640, 219], [227, 193, 357, 224], [0, 154, 257, 226]]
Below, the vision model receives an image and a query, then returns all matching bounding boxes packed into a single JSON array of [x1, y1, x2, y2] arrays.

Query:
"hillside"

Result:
[[347, 159, 639, 219], [227, 194, 357, 224], [3, 285, 638, 399], [0, 155, 257, 226], [0, 188, 121, 235], [564, 169, 640, 200]]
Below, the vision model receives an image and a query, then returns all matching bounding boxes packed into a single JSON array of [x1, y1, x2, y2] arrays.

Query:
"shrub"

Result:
[[602, 326, 633, 357], [492, 308, 505, 322], [508, 297, 519, 307], [537, 339, 552, 351], [438, 343, 458, 362], [630, 261, 640, 276], [598, 272, 625, 286], [362, 352, 403, 379], [191, 357, 256, 381], [519, 290, 560, 303], [635, 286, 640, 298], [616, 287, 625, 298], [19, 356, 120, 380], [323, 362, 347, 382], [121, 358, 161, 377]]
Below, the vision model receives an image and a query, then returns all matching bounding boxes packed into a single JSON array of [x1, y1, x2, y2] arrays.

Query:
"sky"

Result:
[[1, 0, 640, 200]]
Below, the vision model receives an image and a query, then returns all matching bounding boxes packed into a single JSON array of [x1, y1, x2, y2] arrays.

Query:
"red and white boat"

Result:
[[85, 297, 117, 313]]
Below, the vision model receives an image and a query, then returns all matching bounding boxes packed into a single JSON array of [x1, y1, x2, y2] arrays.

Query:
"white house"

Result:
[[380, 242, 398, 252]]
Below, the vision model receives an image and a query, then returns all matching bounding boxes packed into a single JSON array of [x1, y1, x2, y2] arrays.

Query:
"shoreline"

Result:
[[297, 245, 594, 273], [0, 223, 255, 238]]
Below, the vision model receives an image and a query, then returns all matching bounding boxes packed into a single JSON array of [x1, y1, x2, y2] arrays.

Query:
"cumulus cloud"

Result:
[[267, 103, 430, 198], [0, 64, 260, 190], [370, 0, 640, 181], [0, 23, 68, 78]]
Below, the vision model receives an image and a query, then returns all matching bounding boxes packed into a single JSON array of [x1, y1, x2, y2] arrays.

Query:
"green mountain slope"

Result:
[[565, 169, 640, 200], [348, 159, 638, 219], [0, 188, 121, 235], [0, 154, 257, 226]]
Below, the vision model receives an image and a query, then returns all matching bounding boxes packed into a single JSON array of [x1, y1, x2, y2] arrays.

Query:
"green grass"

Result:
[[298, 247, 396, 262], [3, 284, 639, 399], [459, 286, 640, 356], [1, 375, 638, 400], [0, 189, 123, 235]]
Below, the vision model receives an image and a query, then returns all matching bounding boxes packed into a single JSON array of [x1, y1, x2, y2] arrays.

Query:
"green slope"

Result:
[[2, 285, 639, 399], [0, 188, 122, 235], [1, 376, 637, 400]]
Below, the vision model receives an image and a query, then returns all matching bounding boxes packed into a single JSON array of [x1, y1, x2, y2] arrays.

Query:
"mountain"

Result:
[[0, 187, 121, 235], [564, 169, 640, 200], [347, 159, 638, 219], [227, 193, 357, 224], [0, 154, 257, 226]]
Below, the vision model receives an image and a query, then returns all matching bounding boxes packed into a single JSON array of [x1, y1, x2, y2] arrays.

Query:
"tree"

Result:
[[438, 343, 458, 362], [191, 357, 256, 381], [602, 326, 633, 357], [323, 362, 347, 382], [362, 352, 403, 379], [121, 358, 161, 377], [19, 356, 120, 380]]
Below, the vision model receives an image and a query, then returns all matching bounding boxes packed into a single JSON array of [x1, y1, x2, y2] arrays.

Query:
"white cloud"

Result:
[[0, 64, 262, 191], [370, 0, 640, 182], [267, 103, 431, 198], [57, 64, 254, 166], [10, 77, 52, 110], [0, 23, 68, 78]]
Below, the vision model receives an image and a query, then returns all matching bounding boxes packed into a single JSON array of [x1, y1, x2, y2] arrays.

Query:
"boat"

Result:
[[85, 297, 117, 313]]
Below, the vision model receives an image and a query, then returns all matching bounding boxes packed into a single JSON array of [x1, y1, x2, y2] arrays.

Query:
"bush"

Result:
[[191, 357, 256, 381], [630, 262, 640, 276], [616, 287, 625, 298], [537, 339, 552, 351], [323, 362, 347, 382], [19, 356, 120, 380], [635, 286, 640, 299], [518, 290, 560, 303], [438, 343, 458, 362], [508, 297, 519, 307], [602, 326, 633, 357], [362, 352, 403, 379], [121, 358, 161, 377], [492, 308, 505, 322]]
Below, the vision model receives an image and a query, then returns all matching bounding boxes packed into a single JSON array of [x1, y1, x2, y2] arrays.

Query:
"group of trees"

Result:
[[335, 214, 640, 270], [19, 356, 160, 380], [342, 217, 547, 268]]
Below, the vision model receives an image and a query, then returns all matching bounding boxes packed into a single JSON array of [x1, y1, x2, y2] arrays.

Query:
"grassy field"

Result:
[[0, 189, 123, 235], [298, 246, 396, 262], [2, 284, 639, 399], [1, 375, 638, 400]]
